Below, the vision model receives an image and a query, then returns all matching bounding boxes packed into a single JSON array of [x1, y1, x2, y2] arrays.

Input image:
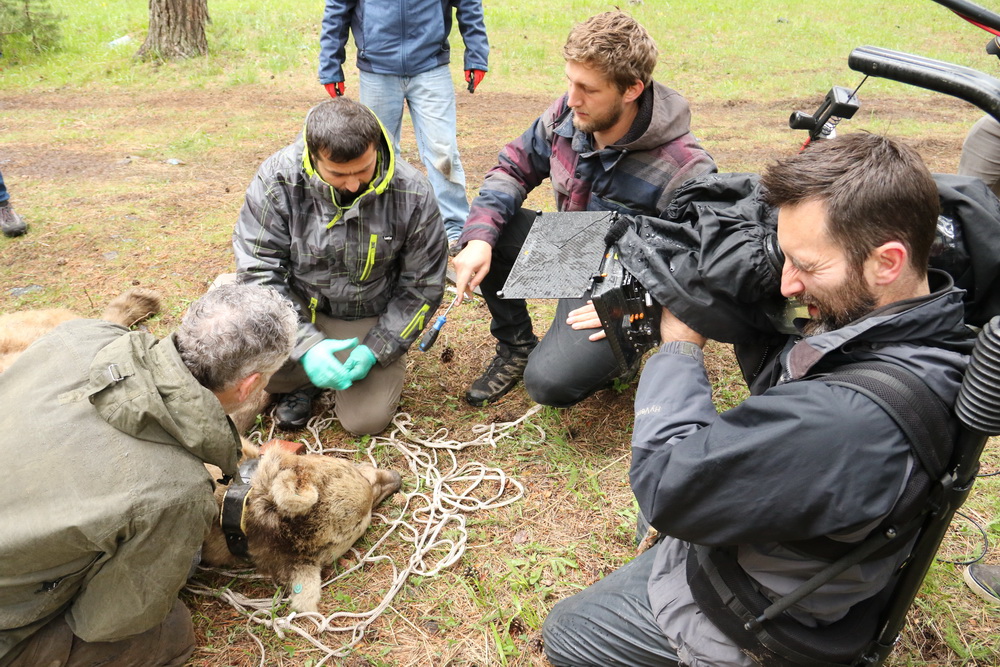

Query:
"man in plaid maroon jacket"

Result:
[[452, 10, 716, 407]]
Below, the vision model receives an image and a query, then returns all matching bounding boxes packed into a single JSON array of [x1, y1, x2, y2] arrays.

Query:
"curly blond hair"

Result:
[[562, 11, 658, 92]]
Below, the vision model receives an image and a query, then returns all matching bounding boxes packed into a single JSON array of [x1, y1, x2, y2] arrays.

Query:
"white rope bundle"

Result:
[[187, 403, 544, 665]]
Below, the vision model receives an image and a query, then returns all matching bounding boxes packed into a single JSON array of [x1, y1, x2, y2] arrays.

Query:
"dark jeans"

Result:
[[482, 209, 625, 407], [542, 547, 681, 666], [5, 599, 196, 667], [0, 168, 9, 204]]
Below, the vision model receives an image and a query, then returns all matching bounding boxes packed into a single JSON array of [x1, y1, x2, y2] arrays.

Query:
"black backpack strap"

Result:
[[784, 361, 954, 562], [820, 361, 952, 478], [688, 360, 956, 665]]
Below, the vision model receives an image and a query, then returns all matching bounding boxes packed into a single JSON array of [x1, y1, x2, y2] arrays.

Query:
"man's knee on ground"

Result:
[[541, 595, 587, 666], [524, 361, 588, 408], [336, 406, 394, 436]]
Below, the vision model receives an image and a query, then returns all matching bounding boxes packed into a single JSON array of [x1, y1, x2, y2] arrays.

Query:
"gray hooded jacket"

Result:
[[233, 124, 447, 364]]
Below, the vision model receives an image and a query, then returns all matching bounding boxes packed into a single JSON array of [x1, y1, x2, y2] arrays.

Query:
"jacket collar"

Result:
[[300, 116, 396, 227], [785, 270, 972, 381]]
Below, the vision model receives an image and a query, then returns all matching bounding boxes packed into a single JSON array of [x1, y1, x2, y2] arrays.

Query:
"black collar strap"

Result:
[[220, 458, 260, 559]]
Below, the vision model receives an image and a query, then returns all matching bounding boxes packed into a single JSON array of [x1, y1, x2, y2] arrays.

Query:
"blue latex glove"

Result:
[[301, 338, 358, 390], [344, 344, 377, 382]]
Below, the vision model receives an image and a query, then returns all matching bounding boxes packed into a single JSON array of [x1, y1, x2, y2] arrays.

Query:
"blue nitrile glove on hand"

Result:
[[344, 344, 377, 382], [301, 338, 358, 390]]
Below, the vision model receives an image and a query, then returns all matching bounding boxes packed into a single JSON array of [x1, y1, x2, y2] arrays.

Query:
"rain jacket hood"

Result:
[[299, 114, 396, 227], [74, 331, 241, 474]]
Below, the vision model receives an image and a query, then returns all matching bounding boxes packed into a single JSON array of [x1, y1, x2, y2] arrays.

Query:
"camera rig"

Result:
[[589, 242, 661, 372], [502, 0, 1000, 377], [498, 209, 664, 372]]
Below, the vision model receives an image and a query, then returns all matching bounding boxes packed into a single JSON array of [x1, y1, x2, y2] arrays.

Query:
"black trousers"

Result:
[[481, 209, 625, 407]]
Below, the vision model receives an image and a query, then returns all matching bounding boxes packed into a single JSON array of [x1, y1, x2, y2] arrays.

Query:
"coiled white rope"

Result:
[[187, 403, 543, 665]]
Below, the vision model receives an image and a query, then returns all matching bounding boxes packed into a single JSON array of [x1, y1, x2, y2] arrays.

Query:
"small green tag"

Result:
[[293, 583, 303, 594]]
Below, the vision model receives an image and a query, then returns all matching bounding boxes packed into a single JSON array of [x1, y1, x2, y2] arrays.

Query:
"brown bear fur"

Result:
[[0, 288, 161, 373], [201, 442, 402, 612]]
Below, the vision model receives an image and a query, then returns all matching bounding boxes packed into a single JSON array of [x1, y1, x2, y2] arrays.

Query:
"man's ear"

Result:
[[623, 79, 645, 105], [869, 241, 908, 286], [236, 372, 263, 403]]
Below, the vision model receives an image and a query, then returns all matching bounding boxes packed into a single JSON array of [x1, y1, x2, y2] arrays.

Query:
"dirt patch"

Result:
[[0, 82, 993, 667]]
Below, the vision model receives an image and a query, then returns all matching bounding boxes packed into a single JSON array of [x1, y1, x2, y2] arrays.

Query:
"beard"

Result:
[[798, 265, 878, 336], [336, 188, 360, 207], [572, 95, 625, 134]]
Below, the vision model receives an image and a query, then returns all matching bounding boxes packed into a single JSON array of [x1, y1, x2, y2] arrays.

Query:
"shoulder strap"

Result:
[[785, 361, 955, 561], [819, 361, 953, 478], [687, 361, 958, 665]]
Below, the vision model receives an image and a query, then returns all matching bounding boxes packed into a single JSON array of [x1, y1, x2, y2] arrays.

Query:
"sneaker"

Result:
[[964, 563, 1000, 604], [0, 203, 26, 238], [465, 343, 534, 406], [275, 386, 320, 430]]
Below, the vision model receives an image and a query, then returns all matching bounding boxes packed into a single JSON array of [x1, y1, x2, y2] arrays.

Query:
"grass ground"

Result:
[[2, 0, 1000, 665]]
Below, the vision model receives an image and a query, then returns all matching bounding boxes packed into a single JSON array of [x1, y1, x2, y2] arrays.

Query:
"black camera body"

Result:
[[589, 245, 661, 372]]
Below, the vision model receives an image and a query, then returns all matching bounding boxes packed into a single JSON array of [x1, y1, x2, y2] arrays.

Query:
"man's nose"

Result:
[[566, 86, 581, 108], [780, 263, 803, 298]]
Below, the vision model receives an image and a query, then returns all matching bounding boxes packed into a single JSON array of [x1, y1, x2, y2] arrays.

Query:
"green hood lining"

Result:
[[300, 110, 395, 227]]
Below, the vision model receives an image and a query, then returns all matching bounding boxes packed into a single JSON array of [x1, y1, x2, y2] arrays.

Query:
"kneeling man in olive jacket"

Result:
[[0, 284, 297, 667]]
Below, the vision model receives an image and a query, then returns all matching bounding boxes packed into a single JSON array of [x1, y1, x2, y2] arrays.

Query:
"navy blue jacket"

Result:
[[319, 0, 489, 84], [630, 271, 972, 665]]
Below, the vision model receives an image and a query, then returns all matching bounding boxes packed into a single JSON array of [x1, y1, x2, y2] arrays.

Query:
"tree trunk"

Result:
[[136, 0, 208, 60]]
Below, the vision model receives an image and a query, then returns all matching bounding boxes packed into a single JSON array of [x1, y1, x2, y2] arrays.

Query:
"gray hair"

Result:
[[176, 284, 297, 392]]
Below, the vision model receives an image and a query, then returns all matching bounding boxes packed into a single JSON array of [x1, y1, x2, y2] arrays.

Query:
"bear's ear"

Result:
[[269, 468, 319, 516]]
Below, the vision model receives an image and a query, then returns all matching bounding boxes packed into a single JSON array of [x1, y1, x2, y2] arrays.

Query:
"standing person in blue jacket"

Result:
[[319, 0, 488, 247]]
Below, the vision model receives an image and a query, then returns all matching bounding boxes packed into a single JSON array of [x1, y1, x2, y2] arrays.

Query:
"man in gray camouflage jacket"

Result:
[[234, 97, 447, 435]]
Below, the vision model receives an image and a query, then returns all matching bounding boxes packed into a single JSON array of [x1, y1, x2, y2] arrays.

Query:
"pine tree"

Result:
[[0, 0, 62, 55]]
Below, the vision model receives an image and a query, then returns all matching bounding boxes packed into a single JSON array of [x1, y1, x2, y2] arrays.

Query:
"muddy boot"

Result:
[[0, 202, 26, 238], [275, 386, 321, 430], [466, 343, 534, 406]]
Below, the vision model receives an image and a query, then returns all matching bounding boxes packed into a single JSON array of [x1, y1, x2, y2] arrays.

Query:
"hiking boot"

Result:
[[964, 563, 1000, 604], [0, 203, 26, 238], [466, 343, 534, 406], [275, 386, 320, 430]]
